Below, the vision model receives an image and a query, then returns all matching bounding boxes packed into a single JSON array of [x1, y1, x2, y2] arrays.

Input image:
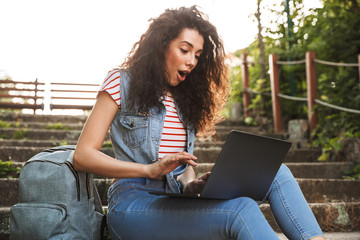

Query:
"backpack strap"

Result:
[[93, 181, 103, 214], [93, 182, 107, 240]]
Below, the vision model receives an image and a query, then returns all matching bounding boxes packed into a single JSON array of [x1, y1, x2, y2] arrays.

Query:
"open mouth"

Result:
[[178, 71, 187, 77], [177, 70, 189, 82]]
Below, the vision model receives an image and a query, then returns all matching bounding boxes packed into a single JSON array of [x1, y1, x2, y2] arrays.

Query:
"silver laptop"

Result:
[[150, 130, 292, 201]]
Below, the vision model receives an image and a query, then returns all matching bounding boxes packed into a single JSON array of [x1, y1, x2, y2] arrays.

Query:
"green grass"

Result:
[[45, 123, 72, 130], [0, 160, 21, 178]]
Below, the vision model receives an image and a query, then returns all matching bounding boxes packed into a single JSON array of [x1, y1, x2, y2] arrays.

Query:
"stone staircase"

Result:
[[0, 113, 359, 240]]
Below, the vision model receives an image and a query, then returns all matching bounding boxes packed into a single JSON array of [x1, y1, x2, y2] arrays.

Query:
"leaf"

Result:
[[318, 152, 329, 161]]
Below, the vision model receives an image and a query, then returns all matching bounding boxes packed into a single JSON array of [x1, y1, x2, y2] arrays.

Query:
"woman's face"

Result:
[[165, 28, 204, 86]]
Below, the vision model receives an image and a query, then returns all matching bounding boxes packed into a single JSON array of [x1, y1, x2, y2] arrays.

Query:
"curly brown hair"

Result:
[[121, 6, 229, 137]]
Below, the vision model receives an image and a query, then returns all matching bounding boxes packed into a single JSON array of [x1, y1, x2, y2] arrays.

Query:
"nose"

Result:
[[186, 55, 197, 69]]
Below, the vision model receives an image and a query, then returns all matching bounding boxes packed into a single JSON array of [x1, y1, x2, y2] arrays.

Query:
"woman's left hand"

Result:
[[183, 172, 211, 194]]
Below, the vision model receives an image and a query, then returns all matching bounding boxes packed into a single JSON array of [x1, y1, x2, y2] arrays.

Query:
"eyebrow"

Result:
[[180, 41, 203, 53]]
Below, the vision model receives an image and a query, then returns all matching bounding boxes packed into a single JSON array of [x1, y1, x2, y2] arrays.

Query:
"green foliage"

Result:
[[343, 165, 360, 180], [0, 134, 9, 139], [228, 65, 243, 104], [223, 65, 244, 118], [293, 0, 360, 151], [311, 118, 360, 161], [0, 120, 12, 128], [45, 123, 72, 130], [102, 141, 113, 148], [0, 160, 21, 178], [247, 78, 270, 115], [0, 120, 20, 128], [232, 40, 274, 123], [232, 0, 360, 150], [12, 129, 27, 139], [244, 116, 258, 126]]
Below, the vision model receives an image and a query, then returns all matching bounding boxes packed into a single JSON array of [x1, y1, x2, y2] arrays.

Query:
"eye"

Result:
[[180, 48, 188, 54]]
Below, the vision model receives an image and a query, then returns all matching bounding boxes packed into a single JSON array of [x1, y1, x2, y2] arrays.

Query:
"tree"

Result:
[[232, 0, 360, 150], [256, 0, 266, 80]]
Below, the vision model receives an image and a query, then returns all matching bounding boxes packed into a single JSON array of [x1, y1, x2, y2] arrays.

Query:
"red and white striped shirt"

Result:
[[100, 69, 187, 159]]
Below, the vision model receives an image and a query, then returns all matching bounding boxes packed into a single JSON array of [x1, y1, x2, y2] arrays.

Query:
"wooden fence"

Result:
[[0, 79, 45, 114], [242, 51, 360, 134], [50, 82, 100, 111], [0, 80, 99, 114]]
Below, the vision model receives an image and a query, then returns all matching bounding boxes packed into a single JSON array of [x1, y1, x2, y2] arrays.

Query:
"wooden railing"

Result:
[[49, 82, 100, 111], [0, 79, 45, 114], [241, 51, 360, 134], [0, 80, 100, 113]]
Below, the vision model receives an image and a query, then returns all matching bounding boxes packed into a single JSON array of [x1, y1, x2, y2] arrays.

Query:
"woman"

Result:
[[74, 6, 326, 240]]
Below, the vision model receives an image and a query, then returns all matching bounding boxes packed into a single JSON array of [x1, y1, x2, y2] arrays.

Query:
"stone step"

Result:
[[1, 178, 359, 207], [211, 126, 285, 142], [95, 178, 360, 205], [0, 128, 82, 141], [0, 113, 88, 124], [0, 121, 84, 130], [0, 114, 246, 126], [0, 146, 114, 162], [3, 161, 354, 180], [194, 162, 354, 179], [0, 139, 78, 147], [0, 145, 323, 164], [4, 121, 258, 132], [1, 202, 359, 239], [261, 202, 360, 232], [1, 119, 279, 142], [0, 126, 271, 142], [0, 139, 319, 158], [281, 232, 360, 240], [193, 147, 323, 163]]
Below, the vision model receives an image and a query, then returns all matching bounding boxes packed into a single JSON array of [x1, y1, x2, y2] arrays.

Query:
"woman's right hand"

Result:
[[146, 152, 197, 180]]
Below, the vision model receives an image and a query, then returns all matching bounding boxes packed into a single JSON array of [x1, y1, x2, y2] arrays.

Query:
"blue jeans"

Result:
[[107, 164, 324, 240]]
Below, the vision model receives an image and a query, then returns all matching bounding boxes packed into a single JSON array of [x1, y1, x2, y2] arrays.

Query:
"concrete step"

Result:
[[0, 139, 78, 147], [0, 113, 87, 124], [261, 202, 360, 232], [0, 114, 245, 126], [3, 161, 354, 180], [211, 126, 285, 142], [0, 121, 83, 130], [1, 202, 359, 239], [195, 162, 354, 179], [279, 232, 360, 240], [0, 128, 82, 141], [1, 139, 223, 148], [0, 146, 114, 162], [1, 121, 278, 143], [193, 147, 323, 163], [0, 126, 275, 143], [0, 146, 322, 163], [95, 178, 360, 205], [1, 178, 359, 207]]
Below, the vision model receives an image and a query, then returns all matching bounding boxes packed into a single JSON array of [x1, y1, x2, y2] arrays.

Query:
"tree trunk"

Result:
[[256, 0, 266, 79]]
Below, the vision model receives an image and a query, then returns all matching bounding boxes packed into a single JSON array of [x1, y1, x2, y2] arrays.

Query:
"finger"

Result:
[[161, 153, 198, 168], [178, 159, 197, 167], [178, 152, 197, 160], [198, 172, 211, 181], [172, 152, 197, 163]]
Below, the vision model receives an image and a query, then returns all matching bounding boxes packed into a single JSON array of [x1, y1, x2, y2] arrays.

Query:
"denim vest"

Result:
[[109, 69, 196, 193]]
